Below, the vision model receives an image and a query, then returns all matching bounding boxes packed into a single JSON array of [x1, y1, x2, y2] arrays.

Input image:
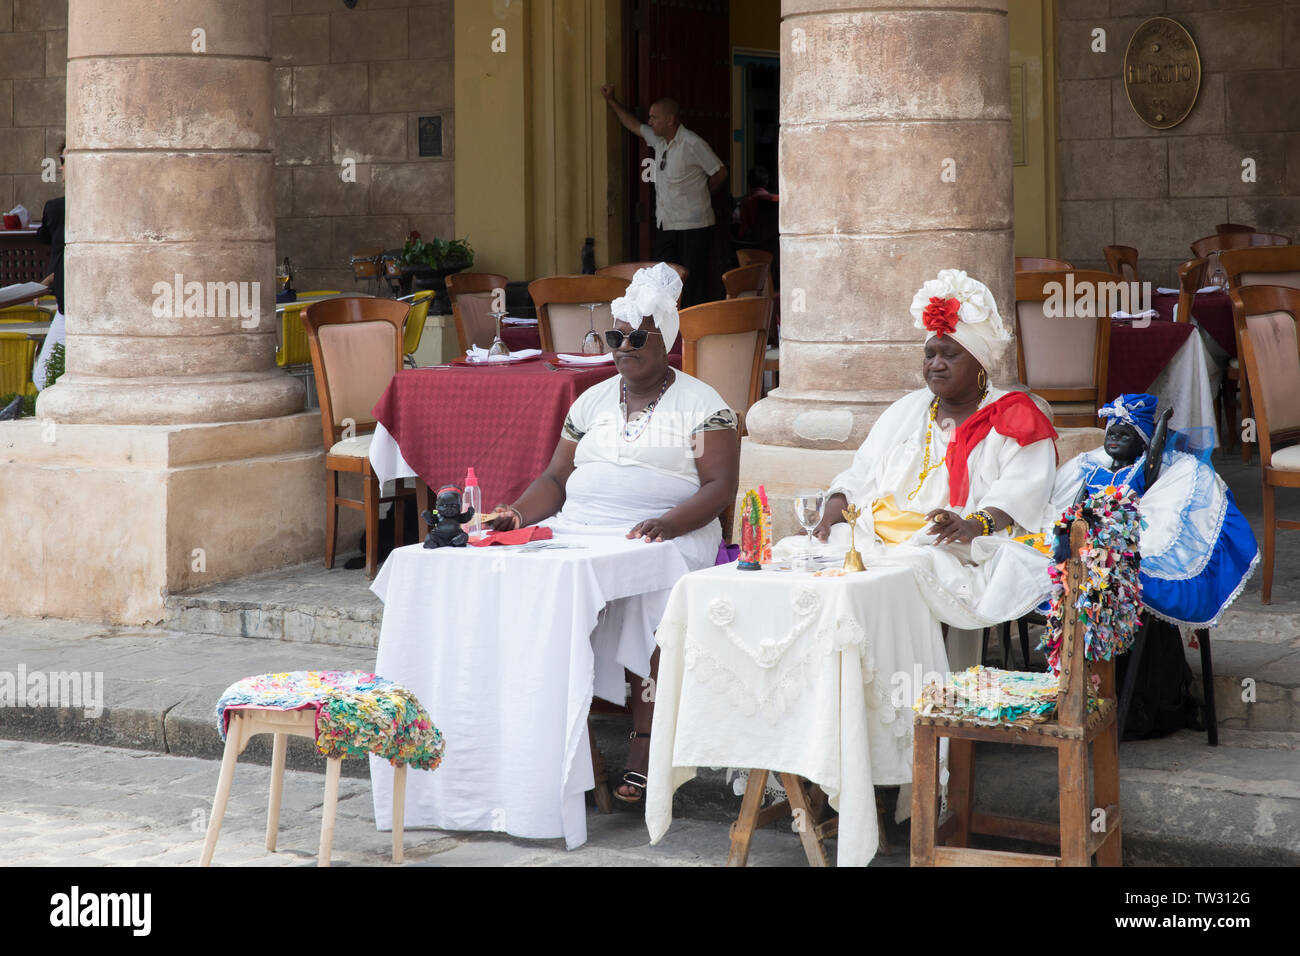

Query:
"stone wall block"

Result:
[[0, 126, 44, 173], [1169, 134, 1286, 196], [781, 11, 1009, 123], [12, 75, 63, 127], [331, 113, 407, 164], [1059, 138, 1168, 199], [782, 341, 928, 395], [274, 66, 293, 115], [1060, 200, 1115, 263], [330, 214, 409, 264], [71, 333, 278, 378], [1224, 70, 1300, 134], [292, 63, 369, 115], [369, 58, 453, 113], [276, 216, 336, 270], [1183, 7, 1285, 72], [1113, 198, 1230, 258], [1058, 0, 1110, 18], [291, 164, 370, 217], [0, 34, 46, 80], [69, 0, 270, 58], [330, 10, 406, 63], [369, 161, 452, 213], [0, 0, 12, 33], [67, 153, 275, 244], [1058, 78, 1111, 139], [274, 115, 331, 165], [779, 231, 1015, 343], [45, 28, 66, 76], [11, 173, 61, 212], [68, 58, 272, 150], [1057, 17, 1148, 81], [66, 241, 276, 336], [1226, 197, 1300, 236], [272, 14, 329, 65], [15, 0, 64, 32], [781, 121, 1013, 234], [409, 1, 454, 61]]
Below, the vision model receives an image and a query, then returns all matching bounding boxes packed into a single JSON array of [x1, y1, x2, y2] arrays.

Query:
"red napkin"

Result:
[[469, 525, 553, 547]]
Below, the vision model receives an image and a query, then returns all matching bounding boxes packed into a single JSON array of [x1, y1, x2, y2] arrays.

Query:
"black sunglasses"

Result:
[[605, 328, 662, 350], [659, 156, 667, 171]]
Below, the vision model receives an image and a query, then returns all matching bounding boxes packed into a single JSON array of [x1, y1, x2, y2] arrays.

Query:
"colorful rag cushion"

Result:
[[914, 665, 1100, 727], [215, 670, 445, 771]]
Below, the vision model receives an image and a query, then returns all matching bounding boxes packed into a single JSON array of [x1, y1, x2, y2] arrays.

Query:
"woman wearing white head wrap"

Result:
[[485, 262, 739, 803], [773, 270, 1060, 664]]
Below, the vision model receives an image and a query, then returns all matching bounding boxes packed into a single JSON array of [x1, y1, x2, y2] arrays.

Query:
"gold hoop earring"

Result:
[[977, 369, 988, 391]]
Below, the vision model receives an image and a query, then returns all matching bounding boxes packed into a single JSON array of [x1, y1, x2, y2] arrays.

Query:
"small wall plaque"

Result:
[[418, 116, 443, 157], [1124, 17, 1201, 130]]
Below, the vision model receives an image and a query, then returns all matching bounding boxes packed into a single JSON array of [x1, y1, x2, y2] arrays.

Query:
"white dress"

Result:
[[548, 369, 735, 703], [774, 386, 1058, 630]]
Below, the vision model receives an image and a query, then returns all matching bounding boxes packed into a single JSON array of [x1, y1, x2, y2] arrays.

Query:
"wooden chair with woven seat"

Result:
[[1015, 256, 1074, 272], [596, 261, 689, 284], [1221, 245, 1300, 463], [912, 518, 1123, 867], [678, 296, 772, 434], [1229, 284, 1300, 604], [397, 290, 435, 367], [733, 251, 780, 388], [301, 296, 417, 579], [445, 272, 510, 353], [528, 275, 631, 353], [1103, 245, 1140, 285], [1013, 270, 1119, 427]]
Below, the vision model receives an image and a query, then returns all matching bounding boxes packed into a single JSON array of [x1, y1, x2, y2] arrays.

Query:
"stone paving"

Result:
[[0, 739, 854, 867]]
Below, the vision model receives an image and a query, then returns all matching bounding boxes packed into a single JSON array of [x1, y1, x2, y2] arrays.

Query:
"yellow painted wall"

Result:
[[731, 0, 780, 52], [1009, 0, 1059, 258], [455, 0, 622, 281]]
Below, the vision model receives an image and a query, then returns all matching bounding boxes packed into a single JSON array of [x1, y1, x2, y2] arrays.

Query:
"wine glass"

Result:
[[276, 263, 289, 293], [488, 311, 510, 360], [1207, 251, 1227, 290], [792, 489, 826, 571], [580, 302, 605, 355]]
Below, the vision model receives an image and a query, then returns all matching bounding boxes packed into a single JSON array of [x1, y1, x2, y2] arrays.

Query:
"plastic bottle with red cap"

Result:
[[464, 468, 482, 539]]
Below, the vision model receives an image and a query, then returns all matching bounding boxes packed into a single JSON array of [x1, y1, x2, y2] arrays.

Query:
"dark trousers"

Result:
[[653, 225, 714, 309]]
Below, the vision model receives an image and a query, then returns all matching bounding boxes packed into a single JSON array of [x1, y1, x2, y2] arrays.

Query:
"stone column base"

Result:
[[0, 413, 335, 624]]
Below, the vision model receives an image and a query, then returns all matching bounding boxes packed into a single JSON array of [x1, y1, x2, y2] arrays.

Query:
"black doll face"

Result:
[[436, 492, 461, 518], [1104, 422, 1144, 466]]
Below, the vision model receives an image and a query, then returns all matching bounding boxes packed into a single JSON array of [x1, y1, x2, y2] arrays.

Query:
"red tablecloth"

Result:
[[1153, 290, 1235, 356], [500, 324, 541, 352], [372, 355, 617, 508], [1105, 319, 1195, 401]]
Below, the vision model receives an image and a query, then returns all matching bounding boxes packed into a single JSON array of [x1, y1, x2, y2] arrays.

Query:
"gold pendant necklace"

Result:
[[907, 397, 945, 501]]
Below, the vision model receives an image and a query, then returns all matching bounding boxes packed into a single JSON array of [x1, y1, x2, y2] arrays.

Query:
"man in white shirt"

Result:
[[601, 86, 728, 308]]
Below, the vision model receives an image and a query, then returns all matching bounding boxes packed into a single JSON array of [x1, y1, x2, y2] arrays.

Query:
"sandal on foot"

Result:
[[613, 731, 650, 804]]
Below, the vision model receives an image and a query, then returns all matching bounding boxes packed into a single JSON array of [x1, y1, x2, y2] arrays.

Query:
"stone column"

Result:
[[747, 0, 1013, 453], [40, 0, 302, 424]]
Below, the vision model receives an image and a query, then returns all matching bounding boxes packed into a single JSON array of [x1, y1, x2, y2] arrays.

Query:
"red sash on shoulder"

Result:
[[946, 392, 1058, 507]]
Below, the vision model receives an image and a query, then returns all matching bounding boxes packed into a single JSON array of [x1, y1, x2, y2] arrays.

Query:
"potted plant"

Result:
[[396, 232, 474, 307]]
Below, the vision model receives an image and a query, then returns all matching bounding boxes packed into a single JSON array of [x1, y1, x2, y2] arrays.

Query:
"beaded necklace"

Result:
[[621, 370, 672, 442], [906, 389, 989, 502]]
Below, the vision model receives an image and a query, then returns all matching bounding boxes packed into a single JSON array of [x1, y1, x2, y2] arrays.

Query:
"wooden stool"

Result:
[[199, 707, 407, 867], [728, 770, 839, 866], [911, 519, 1124, 867]]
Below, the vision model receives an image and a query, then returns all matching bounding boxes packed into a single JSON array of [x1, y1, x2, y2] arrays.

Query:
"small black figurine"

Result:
[[421, 484, 475, 548]]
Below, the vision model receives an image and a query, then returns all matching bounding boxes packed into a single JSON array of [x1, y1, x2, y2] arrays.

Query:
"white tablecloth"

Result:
[[368, 422, 416, 484], [368, 530, 691, 848], [645, 562, 949, 866], [1147, 331, 1219, 446]]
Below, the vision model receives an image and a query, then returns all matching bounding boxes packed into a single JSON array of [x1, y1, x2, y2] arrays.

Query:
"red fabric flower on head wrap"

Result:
[[922, 296, 961, 337]]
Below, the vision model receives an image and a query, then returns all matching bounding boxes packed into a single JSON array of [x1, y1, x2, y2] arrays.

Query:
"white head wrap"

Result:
[[908, 268, 1009, 373], [610, 262, 682, 350]]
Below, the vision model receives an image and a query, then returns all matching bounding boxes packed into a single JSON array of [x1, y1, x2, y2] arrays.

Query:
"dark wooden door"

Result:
[[622, 0, 732, 295]]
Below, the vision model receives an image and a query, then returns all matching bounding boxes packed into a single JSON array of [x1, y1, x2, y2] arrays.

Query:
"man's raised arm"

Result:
[[600, 84, 643, 136]]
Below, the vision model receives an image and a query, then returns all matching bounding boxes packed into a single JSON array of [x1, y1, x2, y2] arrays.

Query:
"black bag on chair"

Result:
[[344, 503, 420, 571], [1115, 616, 1202, 740]]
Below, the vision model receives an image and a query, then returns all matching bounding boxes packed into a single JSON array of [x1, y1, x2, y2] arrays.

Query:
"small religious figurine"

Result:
[[421, 484, 475, 549], [737, 489, 763, 570], [842, 504, 866, 572]]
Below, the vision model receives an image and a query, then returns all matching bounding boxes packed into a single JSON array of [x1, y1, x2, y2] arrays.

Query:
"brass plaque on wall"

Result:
[[1124, 17, 1201, 130]]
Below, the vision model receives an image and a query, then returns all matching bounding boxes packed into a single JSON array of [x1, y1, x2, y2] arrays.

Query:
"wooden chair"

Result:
[[736, 249, 773, 272], [596, 261, 689, 284], [301, 297, 417, 579], [445, 272, 510, 353], [1103, 245, 1140, 285], [1229, 284, 1300, 604], [398, 290, 434, 367], [735, 251, 780, 387], [1013, 270, 1119, 427], [678, 296, 772, 430], [728, 771, 844, 866], [1190, 230, 1289, 260], [1015, 256, 1074, 272], [1217, 223, 1256, 234], [0, 332, 39, 397], [722, 263, 770, 300], [1221, 246, 1300, 462], [912, 519, 1123, 867], [528, 275, 631, 354]]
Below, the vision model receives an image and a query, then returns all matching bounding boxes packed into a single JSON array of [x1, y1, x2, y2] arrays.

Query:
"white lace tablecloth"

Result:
[[368, 529, 690, 849], [1147, 330, 1220, 446], [645, 562, 948, 866]]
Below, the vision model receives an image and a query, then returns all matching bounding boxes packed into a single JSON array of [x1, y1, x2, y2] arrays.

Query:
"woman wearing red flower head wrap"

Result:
[[775, 270, 1060, 662]]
